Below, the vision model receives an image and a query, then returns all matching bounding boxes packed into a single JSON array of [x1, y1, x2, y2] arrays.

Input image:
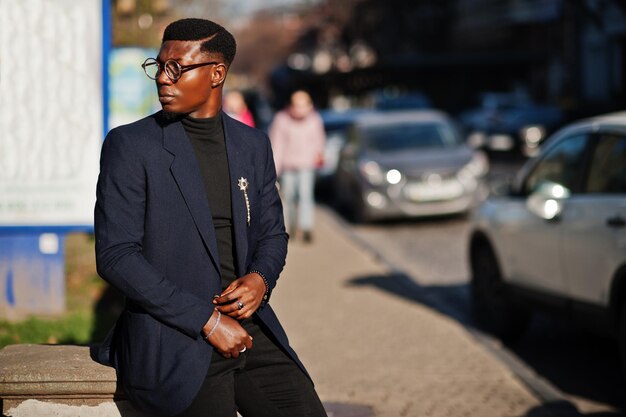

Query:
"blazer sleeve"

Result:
[[247, 133, 288, 301], [94, 128, 214, 339]]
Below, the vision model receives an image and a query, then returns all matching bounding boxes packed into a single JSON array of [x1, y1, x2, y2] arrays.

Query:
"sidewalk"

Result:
[[270, 207, 556, 417]]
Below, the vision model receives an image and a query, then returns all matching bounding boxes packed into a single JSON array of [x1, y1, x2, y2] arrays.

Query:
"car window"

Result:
[[362, 123, 461, 152], [585, 133, 626, 194], [523, 134, 588, 195]]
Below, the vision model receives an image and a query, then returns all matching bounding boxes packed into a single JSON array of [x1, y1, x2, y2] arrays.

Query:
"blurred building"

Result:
[[273, 0, 626, 118], [449, 0, 626, 116]]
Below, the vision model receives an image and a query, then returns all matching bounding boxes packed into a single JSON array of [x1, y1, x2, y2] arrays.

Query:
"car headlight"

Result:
[[386, 169, 402, 185], [359, 161, 384, 185], [520, 125, 546, 148], [359, 162, 403, 185]]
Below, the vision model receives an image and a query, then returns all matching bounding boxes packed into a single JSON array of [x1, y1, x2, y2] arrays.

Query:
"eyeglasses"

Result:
[[142, 58, 220, 82]]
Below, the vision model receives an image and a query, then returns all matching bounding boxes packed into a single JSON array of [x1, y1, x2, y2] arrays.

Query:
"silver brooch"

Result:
[[238, 177, 250, 225]]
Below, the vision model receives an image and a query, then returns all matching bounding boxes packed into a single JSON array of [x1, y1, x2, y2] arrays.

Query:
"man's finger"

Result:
[[215, 304, 240, 315], [213, 290, 242, 305], [220, 282, 239, 296]]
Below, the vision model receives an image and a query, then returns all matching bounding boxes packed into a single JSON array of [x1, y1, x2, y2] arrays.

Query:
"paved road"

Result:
[[345, 211, 626, 415]]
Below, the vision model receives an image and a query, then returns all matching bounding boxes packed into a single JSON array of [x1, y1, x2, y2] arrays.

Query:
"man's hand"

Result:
[[213, 272, 266, 320], [203, 310, 252, 358]]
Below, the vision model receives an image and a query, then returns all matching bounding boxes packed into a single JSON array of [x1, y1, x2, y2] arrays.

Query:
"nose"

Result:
[[156, 67, 172, 86]]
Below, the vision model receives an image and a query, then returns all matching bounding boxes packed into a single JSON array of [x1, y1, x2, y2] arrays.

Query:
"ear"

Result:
[[211, 64, 227, 88]]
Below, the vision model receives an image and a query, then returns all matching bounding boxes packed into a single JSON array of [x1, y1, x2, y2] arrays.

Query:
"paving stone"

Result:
[[271, 208, 557, 417]]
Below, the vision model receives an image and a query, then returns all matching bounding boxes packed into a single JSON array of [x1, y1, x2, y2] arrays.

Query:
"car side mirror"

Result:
[[526, 181, 570, 220]]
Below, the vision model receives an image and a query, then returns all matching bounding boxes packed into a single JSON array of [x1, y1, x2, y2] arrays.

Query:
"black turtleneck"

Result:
[[181, 113, 236, 290]]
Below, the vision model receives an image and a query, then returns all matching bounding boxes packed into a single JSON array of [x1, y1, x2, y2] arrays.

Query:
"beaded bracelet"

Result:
[[205, 310, 221, 339], [249, 269, 270, 301]]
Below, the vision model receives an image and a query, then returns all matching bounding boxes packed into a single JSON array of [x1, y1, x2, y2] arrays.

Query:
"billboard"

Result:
[[0, 0, 106, 228]]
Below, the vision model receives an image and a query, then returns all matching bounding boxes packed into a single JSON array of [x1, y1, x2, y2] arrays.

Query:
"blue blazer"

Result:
[[94, 112, 303, 416]]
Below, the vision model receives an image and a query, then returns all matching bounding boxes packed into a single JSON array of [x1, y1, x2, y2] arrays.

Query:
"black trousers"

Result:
[[176, 316, 327, 417]]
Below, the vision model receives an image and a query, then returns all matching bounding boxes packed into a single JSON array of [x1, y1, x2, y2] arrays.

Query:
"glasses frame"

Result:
[[142, 58, 220, 82]]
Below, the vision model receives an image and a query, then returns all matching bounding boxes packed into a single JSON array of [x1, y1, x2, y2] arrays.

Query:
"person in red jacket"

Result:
[[223, 90, 255, 127]]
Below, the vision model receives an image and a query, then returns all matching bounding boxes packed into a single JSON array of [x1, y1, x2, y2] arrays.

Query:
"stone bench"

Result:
[[0, 344, 146, 417], [0, 345, 367, 417]]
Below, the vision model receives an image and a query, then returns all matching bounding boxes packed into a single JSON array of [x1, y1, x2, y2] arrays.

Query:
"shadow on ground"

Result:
[[347, 272, 626, 415], [522, 401, 625, 417]]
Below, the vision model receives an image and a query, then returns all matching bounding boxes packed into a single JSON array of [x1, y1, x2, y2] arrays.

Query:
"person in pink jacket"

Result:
[[269, 90, 326, 243]]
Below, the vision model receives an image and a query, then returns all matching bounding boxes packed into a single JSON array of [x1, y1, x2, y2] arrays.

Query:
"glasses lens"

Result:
[[143, 58, 159, 79], [164, 60, 182, 81]]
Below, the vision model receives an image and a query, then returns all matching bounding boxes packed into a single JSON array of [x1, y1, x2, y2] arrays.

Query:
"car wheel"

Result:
[[471, 242, 530, 342], [350, 189, 370, 224], [619, 302, 626, 379], [331, 176, 355, 218], [352, 200, 367, 223]]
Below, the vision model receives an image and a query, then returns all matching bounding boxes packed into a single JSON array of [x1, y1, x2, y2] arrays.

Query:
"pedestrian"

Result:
[[223, 90, 256, 127], [94, 18, 328, 417], [269, 90, 326, 243]]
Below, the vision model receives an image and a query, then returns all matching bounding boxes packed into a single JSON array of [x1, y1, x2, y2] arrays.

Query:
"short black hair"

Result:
[[163, 18, 236, 66]]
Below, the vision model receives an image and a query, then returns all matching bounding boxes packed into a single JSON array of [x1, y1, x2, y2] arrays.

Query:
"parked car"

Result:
[[460, 91, 565, 157], [318, 91, 431, 184], [334, 110, 489, 222], [468, 112, 626, 373], [318, 108, 375, 182]]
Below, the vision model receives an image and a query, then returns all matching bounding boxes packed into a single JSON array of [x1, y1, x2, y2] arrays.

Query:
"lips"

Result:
[[158, 88, 175, 102], [158, 94, 175, 104]]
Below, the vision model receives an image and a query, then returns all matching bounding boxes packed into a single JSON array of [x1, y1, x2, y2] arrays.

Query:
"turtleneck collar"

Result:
[[181, 112, 224, 141]]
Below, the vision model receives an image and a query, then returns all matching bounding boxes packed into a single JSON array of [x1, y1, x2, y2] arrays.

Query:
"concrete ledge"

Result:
[[0, 344, 145, 417]]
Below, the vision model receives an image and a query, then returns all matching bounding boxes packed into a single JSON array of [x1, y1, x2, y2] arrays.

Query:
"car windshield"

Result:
[[362, 123, 461, 152]]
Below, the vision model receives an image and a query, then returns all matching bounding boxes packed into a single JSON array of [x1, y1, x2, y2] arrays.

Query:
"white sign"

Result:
[[0, 0, 104, 227]]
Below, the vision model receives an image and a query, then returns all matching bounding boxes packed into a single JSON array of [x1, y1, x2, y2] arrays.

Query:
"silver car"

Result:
[[469, 111, 626, 372], [333, 110, 489, 222]]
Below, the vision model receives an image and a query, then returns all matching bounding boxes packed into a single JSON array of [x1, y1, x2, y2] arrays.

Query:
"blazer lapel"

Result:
[[223, 114, 249, 276], [162, 118, 221, 275]]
